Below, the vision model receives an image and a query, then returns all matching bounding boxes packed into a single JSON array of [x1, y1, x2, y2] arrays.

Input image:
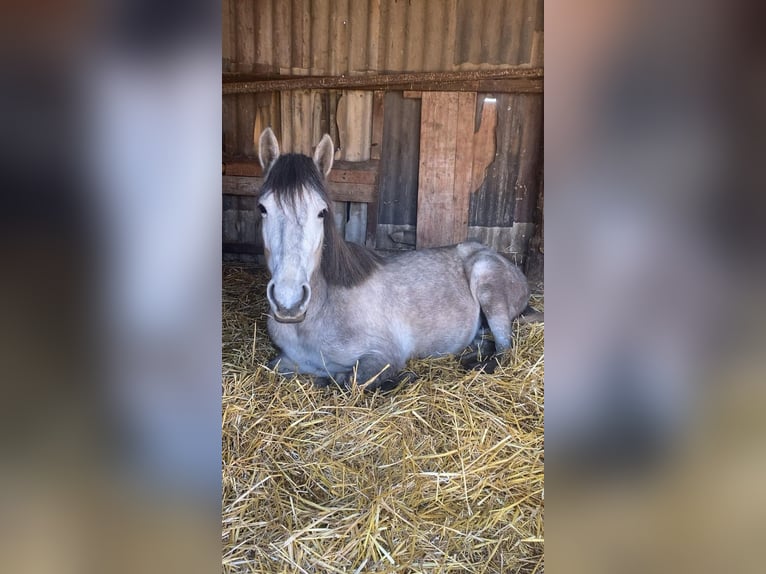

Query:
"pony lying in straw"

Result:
[[257, 128, 531, 391]]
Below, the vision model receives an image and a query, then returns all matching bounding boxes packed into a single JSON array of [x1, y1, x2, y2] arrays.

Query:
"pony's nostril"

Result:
[[299, 284, 311, 307], [267, 281, 278, 309]]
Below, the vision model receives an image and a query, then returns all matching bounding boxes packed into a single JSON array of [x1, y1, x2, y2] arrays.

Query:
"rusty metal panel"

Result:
[[469, 93, 543, 228], [377, 92, 421, 229]]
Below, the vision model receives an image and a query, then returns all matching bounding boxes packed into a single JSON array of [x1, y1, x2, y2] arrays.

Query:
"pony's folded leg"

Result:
[[459, 326, 498, 371], [266, 354, 300, 375]]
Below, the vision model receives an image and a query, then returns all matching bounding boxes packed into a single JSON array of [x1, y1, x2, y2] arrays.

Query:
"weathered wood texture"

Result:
[[414, 93, 499, 248], [375, 92, 421, 250], [222, 0, 544, 283], [416, 92, 465, 248], [222, 160, 379, 204], [468, 93, 543, 263], [223, 69, 543, 94]]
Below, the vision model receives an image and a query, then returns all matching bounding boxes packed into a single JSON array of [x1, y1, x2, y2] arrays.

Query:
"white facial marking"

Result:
[[259, 186, 327, 320]]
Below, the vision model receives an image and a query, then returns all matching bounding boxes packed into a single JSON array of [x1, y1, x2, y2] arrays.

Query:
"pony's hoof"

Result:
[[266, 355, 299, 375], [266, 356, 287, 371], [460, 352, 502, 374], [313, 376, 331, 388], [364, 370, 418, 394], [313, 376, 346, 390]]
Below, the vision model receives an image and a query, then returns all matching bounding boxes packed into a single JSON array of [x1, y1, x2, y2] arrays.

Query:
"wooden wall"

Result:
[[222, 0, 544, 286]]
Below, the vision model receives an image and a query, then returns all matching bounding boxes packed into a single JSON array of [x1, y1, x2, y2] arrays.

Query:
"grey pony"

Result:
[[257, 127, 530, 390]]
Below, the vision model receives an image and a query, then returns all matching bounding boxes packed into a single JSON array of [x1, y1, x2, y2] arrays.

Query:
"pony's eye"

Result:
[[258, 204, 267, 215], [318, 208, 328, 219]]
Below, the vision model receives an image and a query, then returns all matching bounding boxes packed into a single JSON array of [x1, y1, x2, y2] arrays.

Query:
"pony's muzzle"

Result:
[[267, 281, 311, 323]]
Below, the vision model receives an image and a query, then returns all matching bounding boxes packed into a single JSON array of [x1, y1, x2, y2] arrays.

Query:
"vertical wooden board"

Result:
[[345, 203, 367, 245], [470, 96, 498, 192], [365, 195, 379, 248], [336, 89, 372, 243], [336, 91, 372, 161], [511, 94, 543, 223], [469, 93, 542, 229], [332, 201, 347, 238], [452, 92, 477, 243], [416, 92, 459, 248], [222, 95, 238, 157], [236, 93, 257, 157], [281, 90, 315, 154], [222, 195, 238, 243], [377, 92, 421, 228], [370, 91, 385, 160]]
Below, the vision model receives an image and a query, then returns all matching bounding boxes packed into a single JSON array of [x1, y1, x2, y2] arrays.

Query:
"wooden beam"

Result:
[[452, 92, 477, 244], [223, 175, 377, 204], [222, 68, 544, 94], [222, 159, 378, 185]]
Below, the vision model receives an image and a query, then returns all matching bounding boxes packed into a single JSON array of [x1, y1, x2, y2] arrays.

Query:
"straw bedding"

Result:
[[222, 264, 544, 573]]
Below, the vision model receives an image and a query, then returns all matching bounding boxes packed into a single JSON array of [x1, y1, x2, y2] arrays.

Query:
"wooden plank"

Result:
[[222, 67, 545, 93], [223, 159, 379, 184], [223, 176, 377, 204], [416, 92, 460, 248], [365, 195, 379, 248], [345, 203, 367, 245], [332, 201, 347, 238], [370, 91, 384, 160], [367, 90, 384, 245], [452, 92, 477, 243], [470, 96, 498, 193]]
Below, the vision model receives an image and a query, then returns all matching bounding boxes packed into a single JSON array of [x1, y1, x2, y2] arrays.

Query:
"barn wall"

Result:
[[223, 0, 543, 75], [222, 0, 544, 284]]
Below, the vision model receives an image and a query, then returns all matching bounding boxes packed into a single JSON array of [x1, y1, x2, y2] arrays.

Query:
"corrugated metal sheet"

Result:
[[223, 0, 543, 75]]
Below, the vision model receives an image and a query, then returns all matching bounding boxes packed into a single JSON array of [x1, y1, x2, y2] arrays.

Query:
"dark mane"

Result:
[[259, 154, 383, 288]]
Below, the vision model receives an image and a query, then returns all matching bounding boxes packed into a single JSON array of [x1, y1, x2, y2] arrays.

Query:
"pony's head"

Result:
[[257, 127, 334, 323]]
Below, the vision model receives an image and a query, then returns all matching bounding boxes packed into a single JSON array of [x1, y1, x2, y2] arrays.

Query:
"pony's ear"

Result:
[[313, 134, 334, 177], [258, 127, 280, 173]]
